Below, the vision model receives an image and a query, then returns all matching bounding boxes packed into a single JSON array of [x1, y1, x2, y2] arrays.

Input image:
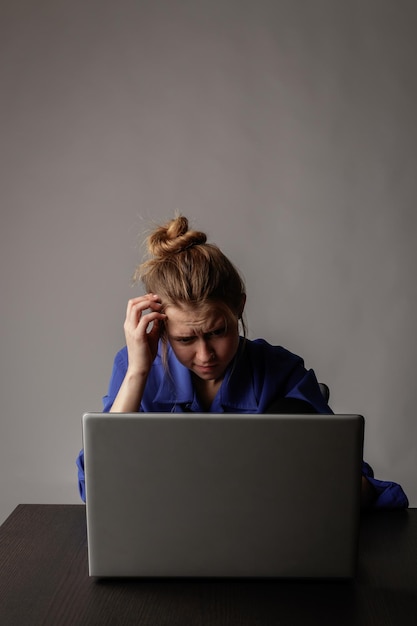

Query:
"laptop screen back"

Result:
[[82, 412, 364, 578]]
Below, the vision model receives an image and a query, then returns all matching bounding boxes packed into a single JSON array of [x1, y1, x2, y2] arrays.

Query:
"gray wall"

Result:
[[1, 0, 416, 523]]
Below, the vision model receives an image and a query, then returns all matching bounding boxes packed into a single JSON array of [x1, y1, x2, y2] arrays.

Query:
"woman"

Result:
[[77, 215, 408, 508]]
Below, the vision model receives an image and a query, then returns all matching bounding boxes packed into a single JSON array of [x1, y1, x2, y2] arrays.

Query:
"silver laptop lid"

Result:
[[82, 413, 364, 578]]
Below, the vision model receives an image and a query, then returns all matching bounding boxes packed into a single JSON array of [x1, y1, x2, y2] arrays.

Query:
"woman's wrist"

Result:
[[125, 366, 150, 381], [110, 368, 148, 413]]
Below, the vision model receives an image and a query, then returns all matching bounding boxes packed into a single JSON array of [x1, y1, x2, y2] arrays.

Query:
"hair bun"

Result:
[[148, 215, 207, 257]]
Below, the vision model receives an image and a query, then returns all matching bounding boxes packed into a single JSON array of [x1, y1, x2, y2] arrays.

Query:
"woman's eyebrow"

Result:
[[170, 323, 224, 340], [169, 327, 199, 339]]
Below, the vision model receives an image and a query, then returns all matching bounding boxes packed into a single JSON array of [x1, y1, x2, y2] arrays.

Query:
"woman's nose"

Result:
[[196, 340, 213, 363]]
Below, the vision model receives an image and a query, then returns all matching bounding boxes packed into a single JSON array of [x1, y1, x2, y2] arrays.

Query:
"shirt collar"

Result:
[[153, 346, 194, 405], [218, 339, 258, 411]]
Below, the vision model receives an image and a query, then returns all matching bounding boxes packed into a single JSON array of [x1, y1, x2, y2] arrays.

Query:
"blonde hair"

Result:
[[135, 215, 246, 333]]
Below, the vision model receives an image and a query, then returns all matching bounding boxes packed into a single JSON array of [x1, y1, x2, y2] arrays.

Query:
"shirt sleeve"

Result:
[[76, 349, 129, 502], [76, 449, 86, 502], [279, 358, 409, 509], [284, 366, 333, 415], [102, 348, 129, 412], [286, 356, 409, 509], [362, 461, 409, 509]]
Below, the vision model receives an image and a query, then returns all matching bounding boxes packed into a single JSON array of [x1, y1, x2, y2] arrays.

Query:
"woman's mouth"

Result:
[[195, 363, 217, 373]]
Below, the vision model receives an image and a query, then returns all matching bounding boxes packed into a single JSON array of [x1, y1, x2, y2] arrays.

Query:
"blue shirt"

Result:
[[77, 337, 408, 508], [103, 337, 331, 414]]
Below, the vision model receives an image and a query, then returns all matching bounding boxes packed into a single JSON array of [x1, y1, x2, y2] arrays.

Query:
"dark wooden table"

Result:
[[1, 504, 416, 625]]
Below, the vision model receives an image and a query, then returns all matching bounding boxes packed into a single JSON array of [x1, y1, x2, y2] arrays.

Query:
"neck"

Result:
[[192, 375, 222, 411]]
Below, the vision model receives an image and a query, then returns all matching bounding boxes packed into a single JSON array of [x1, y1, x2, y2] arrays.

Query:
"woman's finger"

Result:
[[125, 295, 163, 327]]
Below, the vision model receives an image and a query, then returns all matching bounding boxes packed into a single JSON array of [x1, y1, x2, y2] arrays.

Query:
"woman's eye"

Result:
[[209, 327, 226, 337]]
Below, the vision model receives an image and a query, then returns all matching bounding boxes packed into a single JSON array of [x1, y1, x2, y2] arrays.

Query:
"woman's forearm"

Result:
[[109, 369, 148, 413]]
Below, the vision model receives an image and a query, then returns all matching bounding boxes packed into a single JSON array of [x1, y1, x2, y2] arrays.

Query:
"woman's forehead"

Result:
[[165, 304, 224, 330]]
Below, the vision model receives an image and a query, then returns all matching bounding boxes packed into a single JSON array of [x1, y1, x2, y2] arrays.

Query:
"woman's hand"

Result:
[[123, 294, 166, 377], [109, 294, 166, 413]]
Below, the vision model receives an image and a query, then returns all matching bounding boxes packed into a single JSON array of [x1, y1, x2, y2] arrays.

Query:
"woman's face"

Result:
[[165, 304, 241, 382]]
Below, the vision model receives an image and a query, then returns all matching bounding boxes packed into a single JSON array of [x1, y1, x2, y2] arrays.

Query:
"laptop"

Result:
[[82, 412, 364, 579]]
